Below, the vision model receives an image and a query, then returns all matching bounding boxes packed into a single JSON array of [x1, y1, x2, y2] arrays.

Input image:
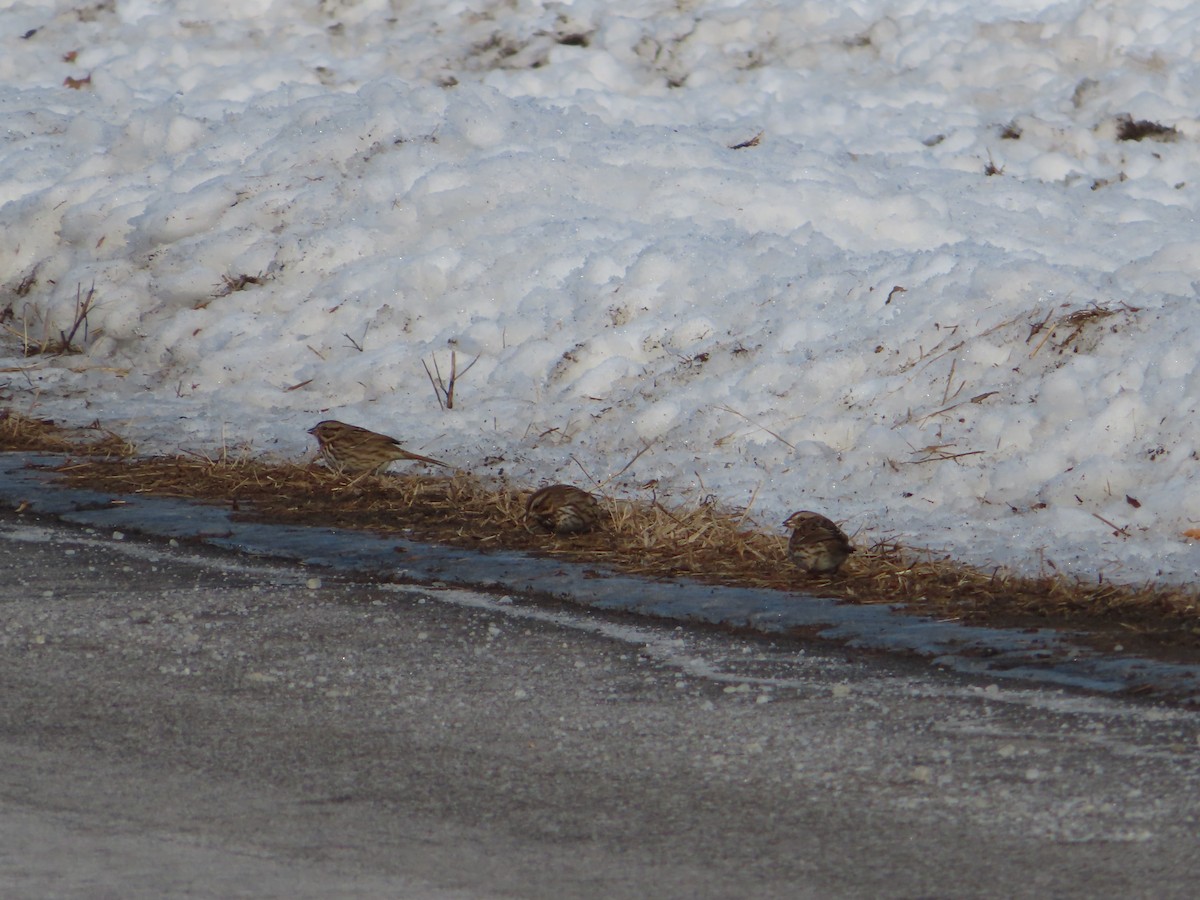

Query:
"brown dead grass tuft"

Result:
[[4, 408, 1199, 662], [0, 408, 133, 457]]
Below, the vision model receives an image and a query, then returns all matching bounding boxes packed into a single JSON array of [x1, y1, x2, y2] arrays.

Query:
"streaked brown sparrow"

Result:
[[307, 420, 447, 475], [526, 484, 603, 534], [784, 510, 854, 575]]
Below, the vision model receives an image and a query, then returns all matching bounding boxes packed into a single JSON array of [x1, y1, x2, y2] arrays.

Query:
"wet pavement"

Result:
[[1, 453, 1197, 702], [1, 488, 1199, 897]]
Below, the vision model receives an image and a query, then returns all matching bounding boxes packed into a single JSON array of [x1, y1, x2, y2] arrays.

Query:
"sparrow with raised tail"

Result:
[[307, 420, 448, 475], [526, 484, 603, 534], [783, 510, 854, 575]]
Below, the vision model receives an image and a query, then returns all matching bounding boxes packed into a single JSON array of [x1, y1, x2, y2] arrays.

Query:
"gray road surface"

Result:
[[1, 511, 1198, 899]]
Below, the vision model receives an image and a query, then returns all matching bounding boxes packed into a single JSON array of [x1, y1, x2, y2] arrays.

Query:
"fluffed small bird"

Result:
[[783, 510, 854, 575], [307, 420, 448, 475], [526, 484, 603, 534]]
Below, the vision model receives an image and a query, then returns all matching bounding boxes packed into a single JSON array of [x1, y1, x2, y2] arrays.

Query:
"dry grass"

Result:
[[0, 408, 133, 457], [1, 282, 100, 356], [3, 408, 1199, 662]]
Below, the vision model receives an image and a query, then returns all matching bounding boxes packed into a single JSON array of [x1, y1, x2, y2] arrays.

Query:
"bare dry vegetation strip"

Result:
[[2, 408, 1198, 662]]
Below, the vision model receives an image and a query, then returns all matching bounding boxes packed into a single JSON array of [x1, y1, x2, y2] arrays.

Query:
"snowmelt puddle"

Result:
[[2, 453, 1196, 703]]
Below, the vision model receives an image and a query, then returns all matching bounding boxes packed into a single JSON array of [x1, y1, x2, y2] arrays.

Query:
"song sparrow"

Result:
[[307, 420, 448, 475], [784, 510, 854, 575], [526, 484, 603, 534]]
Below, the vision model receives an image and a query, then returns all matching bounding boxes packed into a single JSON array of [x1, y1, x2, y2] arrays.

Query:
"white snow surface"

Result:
[[2, 0, 1200, 582]]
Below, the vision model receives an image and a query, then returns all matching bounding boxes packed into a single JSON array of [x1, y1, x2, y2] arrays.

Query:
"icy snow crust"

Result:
[[2, 0, 1199, 581]]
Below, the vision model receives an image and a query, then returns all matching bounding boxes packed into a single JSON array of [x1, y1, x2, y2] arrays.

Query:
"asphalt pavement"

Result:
[[1, 510, 1198, 899]]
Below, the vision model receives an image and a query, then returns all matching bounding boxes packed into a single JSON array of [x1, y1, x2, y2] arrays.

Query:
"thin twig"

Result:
[[58, 282, 96, 353], [907, 443, 985, 464], [715, 405, 796, 450], [446, 351, 458, 409], [1091, 512, 1131, 538], [734, 482, 762, 528], [424, 349, 481, 410], [597, 440, 656, 489], [917, 391, 999, 424], [569, 455, 598, 486], [422, 357, 446, 411], [940, 357, 960, 406], [446, 350, 481, 409]]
